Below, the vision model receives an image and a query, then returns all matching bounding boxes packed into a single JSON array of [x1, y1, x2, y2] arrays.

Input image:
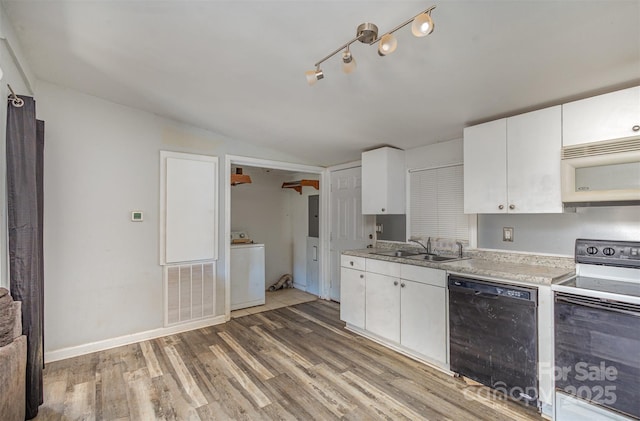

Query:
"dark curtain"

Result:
[[6, 95, 44, 420]]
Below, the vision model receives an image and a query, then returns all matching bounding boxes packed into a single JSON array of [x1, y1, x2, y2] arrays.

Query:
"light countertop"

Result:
[[343, 248, 575, 286]]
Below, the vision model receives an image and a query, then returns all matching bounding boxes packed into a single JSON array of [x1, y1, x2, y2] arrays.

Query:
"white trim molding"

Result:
[[44, 315, 226, 363]]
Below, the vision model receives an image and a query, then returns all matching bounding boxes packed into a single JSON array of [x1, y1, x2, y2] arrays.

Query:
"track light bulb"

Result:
[[342, 50, 357, 74], [305, 69, 324, 85], [411, 12, 434, 37], [378, 33, 398, 56]]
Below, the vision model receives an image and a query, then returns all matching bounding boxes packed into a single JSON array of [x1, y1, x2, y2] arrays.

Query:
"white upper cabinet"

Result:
[[362, 147, 405, 214], [507, 106, 563, 213], [463, 119, 508, 213], [562, 86, 640, 146], [463, 106, 563, 214]]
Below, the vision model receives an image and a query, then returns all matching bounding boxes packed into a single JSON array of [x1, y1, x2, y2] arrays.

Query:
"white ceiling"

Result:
[[3, 0, 639, 166]]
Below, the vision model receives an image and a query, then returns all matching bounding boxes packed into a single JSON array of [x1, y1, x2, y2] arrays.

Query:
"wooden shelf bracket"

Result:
[[281, 179, 319, 194]]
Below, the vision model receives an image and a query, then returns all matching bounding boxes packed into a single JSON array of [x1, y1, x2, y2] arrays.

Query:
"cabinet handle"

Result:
[[381, 208, 386, 212], [393, 281, 399, 286], [350, 261, 354, 266], [400, 283, 406, 288], [360, 274, 364, 279], [498, 204, 504, 210], [633, 125, 640, 132], [509, 204, 515, 210]]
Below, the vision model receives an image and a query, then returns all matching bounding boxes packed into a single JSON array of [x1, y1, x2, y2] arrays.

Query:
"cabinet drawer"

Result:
[[400, 264, 446, 287], [366, 259, 401, 277], [341, 255, 366, 271]]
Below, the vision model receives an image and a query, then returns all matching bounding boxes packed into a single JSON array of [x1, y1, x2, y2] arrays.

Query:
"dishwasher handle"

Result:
[[448, 276, 537, 303]]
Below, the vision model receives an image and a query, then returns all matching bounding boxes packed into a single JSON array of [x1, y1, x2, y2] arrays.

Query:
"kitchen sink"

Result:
[[370, 250, 422, 258]]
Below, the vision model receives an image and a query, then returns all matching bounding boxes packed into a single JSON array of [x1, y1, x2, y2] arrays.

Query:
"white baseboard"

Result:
[[45, 315, 226, 363], [292, 282, 307, 291]]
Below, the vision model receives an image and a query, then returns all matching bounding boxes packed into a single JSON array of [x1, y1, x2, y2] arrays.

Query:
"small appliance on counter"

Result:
[[231, 230, 253, 244], [230, 231, 265, 310], [553, 239, 640, 421]]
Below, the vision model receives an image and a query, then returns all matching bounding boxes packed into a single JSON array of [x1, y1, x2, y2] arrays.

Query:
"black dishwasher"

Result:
[[448, 275, 538, 408]]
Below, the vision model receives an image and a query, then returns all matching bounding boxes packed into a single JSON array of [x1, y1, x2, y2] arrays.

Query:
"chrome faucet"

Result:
[[456, 241, 464, 258], [409, 237, 432, 254]]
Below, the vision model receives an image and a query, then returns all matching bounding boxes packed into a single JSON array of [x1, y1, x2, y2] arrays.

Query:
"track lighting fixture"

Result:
[[306, 5, 436, 85], [342, 47, 357, 74], [305, 67, 324, 85]]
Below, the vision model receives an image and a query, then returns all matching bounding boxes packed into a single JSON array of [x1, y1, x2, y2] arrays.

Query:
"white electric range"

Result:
[[552, 239, 640, 421]]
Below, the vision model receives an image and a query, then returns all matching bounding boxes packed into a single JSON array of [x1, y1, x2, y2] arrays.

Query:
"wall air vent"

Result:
[[562, 138, 640, 160], [165, 262, 216, 326]]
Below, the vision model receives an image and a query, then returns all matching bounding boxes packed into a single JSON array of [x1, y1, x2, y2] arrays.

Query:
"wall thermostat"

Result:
[[131, 211, 144, 222]]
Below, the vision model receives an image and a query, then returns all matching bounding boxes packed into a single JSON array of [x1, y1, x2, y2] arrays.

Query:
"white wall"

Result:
[[405, 138, 463, 170], [36, 81, 309, 355]]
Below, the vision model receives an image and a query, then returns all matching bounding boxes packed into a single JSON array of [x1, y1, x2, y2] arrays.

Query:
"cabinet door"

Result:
[[340, 268, 366, 329], [463, 119, 508, 213], [400, 280, 446, 364], [365, 272, 400, 342], [507, 105, 563, 213], [562, 86, 640, 146], [362, 147, 406, 214]]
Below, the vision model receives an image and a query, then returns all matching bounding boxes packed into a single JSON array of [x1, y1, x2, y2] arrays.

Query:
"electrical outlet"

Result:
[[503, 227, 514, 242]]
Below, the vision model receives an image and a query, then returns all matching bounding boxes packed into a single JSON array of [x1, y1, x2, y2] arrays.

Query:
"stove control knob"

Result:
[[586, 246, 598, 255], [603, 247, 615, 256]]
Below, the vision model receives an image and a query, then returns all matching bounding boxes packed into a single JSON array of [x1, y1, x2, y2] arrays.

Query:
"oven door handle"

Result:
[[556, 295, 640, 317]]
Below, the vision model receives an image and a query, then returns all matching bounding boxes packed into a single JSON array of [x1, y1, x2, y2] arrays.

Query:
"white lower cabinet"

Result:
[[400, 279, 446, 365], [365, 272, 401, 342], [340, 267, 366, 329], [346, 257, 447, 367]]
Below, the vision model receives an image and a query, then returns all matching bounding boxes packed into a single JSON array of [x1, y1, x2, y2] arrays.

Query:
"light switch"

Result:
[[503, 227, 514, 242]]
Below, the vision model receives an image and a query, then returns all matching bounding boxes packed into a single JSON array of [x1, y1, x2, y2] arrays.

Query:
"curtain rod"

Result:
[[7, 84, 24, 107]]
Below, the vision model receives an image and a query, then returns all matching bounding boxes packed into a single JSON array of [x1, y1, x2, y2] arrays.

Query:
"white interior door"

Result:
[[329, 167, 375, 301]]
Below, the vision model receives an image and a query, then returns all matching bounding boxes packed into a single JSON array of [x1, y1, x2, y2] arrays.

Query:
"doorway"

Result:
[[224, 156, 326, 319], [329, 166, 375, 301]]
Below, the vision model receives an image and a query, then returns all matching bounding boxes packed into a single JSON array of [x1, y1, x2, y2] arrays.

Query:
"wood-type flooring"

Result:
[[35, 300, 543, 420]]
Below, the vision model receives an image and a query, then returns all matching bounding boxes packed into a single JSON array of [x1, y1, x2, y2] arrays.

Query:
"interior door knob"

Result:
[[509, 204, 515, 210], [633, 125, 640, 132]]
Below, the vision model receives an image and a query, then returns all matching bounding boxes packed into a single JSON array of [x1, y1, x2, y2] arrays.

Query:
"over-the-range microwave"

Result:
[[561, 137, 640, 206]]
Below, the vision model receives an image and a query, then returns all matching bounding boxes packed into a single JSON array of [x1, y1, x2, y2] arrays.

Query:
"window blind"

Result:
[[409, 165, 469, 242]]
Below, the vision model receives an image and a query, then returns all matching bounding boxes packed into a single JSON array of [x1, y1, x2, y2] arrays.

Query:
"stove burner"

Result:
[[562, 276, 640, 298]]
